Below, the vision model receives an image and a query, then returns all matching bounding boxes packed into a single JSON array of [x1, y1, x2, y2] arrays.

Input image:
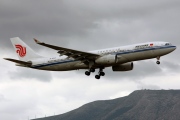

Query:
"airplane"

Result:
[[4, 37, 176, 79]]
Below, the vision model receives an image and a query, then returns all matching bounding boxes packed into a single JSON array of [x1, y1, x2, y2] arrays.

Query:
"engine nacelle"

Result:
[[95, 55, 116, 65], [112, 62, 133, 71]]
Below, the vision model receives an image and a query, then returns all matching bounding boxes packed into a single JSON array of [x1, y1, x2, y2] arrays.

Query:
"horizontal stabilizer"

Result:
[[4, 58, 32, 66]]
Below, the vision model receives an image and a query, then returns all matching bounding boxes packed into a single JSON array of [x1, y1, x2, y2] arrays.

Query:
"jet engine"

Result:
[[112, 62, 133, 71]]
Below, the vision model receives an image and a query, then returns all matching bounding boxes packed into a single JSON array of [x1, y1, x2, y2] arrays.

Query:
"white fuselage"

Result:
[[29, 41, 176, 71]]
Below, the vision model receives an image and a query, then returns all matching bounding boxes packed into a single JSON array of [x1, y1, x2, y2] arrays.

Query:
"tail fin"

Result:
[[11, 37, 43, 61]]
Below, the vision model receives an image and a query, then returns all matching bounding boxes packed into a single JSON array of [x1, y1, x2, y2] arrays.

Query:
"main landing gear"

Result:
[[85, 68, 105, 79], [85, 68, 95, 76], [156, 56, 160, 65], [95, 68, 105, 79]]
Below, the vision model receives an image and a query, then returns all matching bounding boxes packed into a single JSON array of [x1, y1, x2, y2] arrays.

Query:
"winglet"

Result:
[[34, 38, 42, 44]]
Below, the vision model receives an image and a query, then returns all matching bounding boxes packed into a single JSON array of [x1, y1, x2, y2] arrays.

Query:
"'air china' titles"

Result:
[[135, 44, 152, 49]]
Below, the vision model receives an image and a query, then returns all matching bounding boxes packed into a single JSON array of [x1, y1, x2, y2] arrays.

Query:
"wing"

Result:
[[34, 38, 100, 62], [4, 58, 32, 66]]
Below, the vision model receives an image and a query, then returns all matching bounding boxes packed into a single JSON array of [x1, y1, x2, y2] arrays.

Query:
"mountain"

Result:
[[32, 90, 180, 120]]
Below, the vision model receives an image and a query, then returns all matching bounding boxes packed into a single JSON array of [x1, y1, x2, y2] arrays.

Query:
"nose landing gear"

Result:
[[156, 61, 160, 65], [156, 56, 160, 65]]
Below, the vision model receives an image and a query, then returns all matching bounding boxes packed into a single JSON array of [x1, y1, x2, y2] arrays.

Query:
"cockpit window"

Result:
[[165, 43, 171, 46]]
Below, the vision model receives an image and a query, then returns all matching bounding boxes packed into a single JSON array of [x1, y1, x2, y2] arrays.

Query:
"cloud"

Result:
[[0, 94, 6, 102], [161, 61, 180, 72], [0, 0, 180, 120], [136, 81, 161, 90], [1, 0, 180, 50], [8, 67, 52, 82], [0, 85, 38, 120]]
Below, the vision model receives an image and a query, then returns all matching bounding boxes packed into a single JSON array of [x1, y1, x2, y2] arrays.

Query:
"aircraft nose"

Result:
[[173, 46, 177, 50], [171, 46, 176, 52]]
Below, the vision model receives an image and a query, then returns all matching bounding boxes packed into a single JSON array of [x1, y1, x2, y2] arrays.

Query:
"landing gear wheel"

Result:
[[99, 72, 105, 76], [156, 56, 160, 65], [85, 71, 90, 76], [156, 61, 160, 65], [90, 68, 95, 72], [95, 75, 100, 79]]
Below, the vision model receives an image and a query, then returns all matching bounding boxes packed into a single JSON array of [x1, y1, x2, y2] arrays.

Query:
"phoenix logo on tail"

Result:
[[15, 44, 26, 57]]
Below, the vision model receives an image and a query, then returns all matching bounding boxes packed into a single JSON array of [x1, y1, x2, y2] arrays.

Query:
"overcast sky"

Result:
[[1, 0, 180, 120]]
